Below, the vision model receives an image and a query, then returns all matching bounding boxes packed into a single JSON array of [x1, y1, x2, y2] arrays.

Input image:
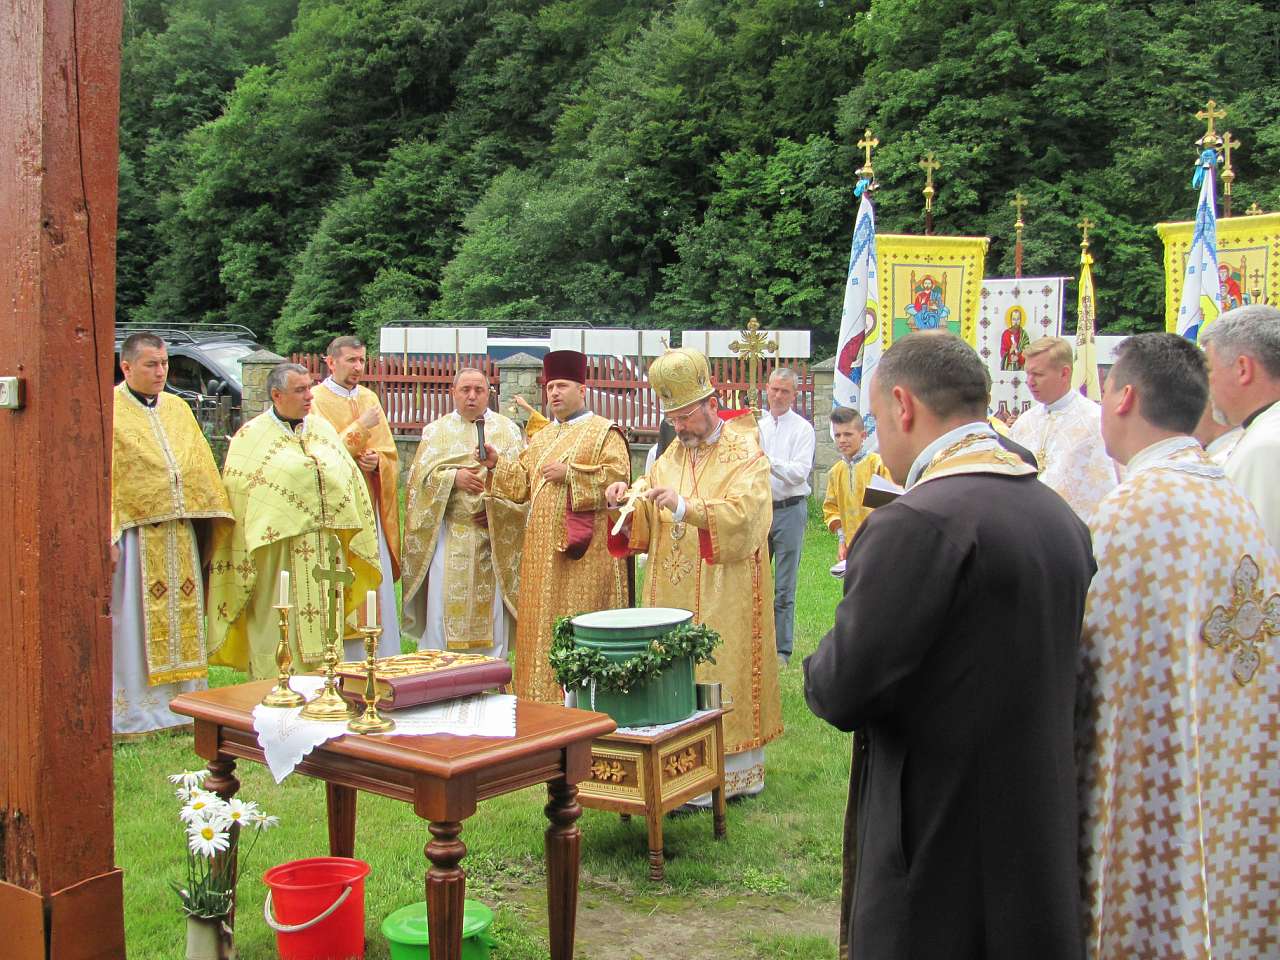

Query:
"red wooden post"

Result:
[[0, 0, 127, 956]]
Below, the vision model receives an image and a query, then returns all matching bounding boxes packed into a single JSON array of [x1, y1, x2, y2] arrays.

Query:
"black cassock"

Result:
[[805, 469, 1095, 960]]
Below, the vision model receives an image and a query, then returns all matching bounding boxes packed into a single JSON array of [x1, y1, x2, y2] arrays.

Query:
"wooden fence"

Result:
[[292, 354, 499, 435], [293, 353, 812, 436]]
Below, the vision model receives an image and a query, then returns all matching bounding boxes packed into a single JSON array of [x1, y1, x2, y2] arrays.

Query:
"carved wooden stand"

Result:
[[576, 709, 727, 881]]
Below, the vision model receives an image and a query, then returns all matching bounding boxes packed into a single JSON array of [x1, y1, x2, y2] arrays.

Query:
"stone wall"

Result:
[[811, 357, 835, 502]]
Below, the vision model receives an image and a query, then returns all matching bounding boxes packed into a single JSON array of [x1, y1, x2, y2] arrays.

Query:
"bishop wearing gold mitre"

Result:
[[606, 348, 783, 798], [309, 335, 401, 657], [111, 332, 233, 735], [479, 350, 631, 701], [207, 362, 380, 678], [403, 367, 527, 657]]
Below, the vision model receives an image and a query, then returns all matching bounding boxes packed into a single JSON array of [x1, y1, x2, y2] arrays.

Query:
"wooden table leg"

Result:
[[712, 784, 727, 840], [544, 777, 582, 960], [646, 810, 665, 882], [325, 783, 357, 858], [204, 756, 240, 801], [425, 820, 466, 960]]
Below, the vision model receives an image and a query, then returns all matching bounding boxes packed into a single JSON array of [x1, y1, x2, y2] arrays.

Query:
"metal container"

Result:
[[695, 682, 722, 710], [569, 608, 696, 727]]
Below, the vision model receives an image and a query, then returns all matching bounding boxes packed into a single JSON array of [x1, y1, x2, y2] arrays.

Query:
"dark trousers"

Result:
[[768, 498, 807, 659]]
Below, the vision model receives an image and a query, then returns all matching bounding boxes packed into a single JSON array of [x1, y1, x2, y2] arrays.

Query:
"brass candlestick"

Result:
[[260, 604, 305, 708], [347, 626, 395, 735]]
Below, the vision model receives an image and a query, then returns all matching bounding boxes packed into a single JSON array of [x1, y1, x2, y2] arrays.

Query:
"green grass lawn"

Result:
[[116, 515, 849, 958]]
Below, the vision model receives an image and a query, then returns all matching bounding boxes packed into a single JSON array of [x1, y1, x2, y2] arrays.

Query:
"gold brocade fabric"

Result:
[[1009, 393, 1117, 521], [207, 411, 380, 675], [822, 453, 892, 538], [402, 411, 527, 649], [490, 413, 631, 702], [1078, 440, 1280, 958], [111, 385, 233, 685], [309, 383, 402, 579], [624, 415, 783, 754]]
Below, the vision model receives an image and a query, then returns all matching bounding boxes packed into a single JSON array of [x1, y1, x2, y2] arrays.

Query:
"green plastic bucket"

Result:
[[570, 608, 696, 727], [381, 900, 495, 960]]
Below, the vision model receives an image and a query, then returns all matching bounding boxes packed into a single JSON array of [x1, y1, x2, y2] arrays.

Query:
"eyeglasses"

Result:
[[664, 402, 709, 427]]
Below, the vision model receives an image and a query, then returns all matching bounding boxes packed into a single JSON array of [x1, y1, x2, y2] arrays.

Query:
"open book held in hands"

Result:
[[862, 473, 904, 509]]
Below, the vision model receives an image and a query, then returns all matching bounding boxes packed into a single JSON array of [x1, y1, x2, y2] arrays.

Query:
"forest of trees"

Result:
[[117, 0, 1280, 353]]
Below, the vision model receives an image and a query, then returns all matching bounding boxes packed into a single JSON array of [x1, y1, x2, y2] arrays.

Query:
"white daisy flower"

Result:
[[248, 813, 280, 832], [168, 770, 208, 790], [179, 790, 226, 825], [187, 819, 231, 858], [223, 799, 260, 826]]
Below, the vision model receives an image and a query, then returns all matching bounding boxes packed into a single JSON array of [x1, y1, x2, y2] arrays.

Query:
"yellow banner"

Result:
[[1156, 211, 1280, 331], [876, 234, 990, 349]]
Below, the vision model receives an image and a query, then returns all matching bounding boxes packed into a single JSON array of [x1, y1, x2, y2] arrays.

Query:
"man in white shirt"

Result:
[[1202, 304, 1280, 547], [758, 367, 816, 666], [1009, 336, 1116, 522]]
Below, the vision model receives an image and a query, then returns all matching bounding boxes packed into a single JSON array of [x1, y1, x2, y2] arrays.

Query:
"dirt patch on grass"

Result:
[[500, 880, 838, 960]]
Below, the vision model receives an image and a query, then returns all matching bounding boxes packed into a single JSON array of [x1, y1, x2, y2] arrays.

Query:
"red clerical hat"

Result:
[[542, 350, 588, 384]]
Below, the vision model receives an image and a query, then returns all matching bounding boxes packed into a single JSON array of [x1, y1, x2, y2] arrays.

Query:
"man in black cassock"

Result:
[[805, 333, 1095, 960]]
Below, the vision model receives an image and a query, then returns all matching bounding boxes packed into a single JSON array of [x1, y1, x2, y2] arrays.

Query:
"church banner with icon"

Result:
[[978, 278, 1068, 424], [875, 234, 989, 349], [1157, 211, 1280, 331]]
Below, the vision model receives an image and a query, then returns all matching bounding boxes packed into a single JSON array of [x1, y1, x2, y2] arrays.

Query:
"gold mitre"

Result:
[[648, 348, 714, 412]]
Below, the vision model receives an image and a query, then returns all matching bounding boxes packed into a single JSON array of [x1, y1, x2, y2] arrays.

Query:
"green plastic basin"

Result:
[[569, 608, 696, 727], [381, 900, 495, 960]]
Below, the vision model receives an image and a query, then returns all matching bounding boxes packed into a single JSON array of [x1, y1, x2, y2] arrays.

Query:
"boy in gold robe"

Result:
[[822, 407, 891, 569], [111, 333, 233, 735], [208, 363, 380, 678], [481, 350, 630, 702], [606, 348, 783, 798], [309, 335, 401, 656], [403, 368, 527, 657]]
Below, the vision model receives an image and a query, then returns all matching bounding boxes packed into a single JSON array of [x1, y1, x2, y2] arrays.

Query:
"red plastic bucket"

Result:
[[263, 857, 371, 960]]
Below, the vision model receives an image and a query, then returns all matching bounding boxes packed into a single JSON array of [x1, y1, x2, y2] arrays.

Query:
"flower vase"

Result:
[[186, 914, 236, 960]]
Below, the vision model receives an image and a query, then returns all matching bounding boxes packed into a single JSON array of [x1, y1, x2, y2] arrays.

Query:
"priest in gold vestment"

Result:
[[111, 333, 233, 734], [208, 363, 381, 678], [309, 335, 401, 657], [403, 368, 527, 657], [607, 348, 783, 797], [1079, 334, 1279, 959], [481, 350, 630, 701]]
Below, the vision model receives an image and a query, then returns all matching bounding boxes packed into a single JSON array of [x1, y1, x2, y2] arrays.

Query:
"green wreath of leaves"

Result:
[[549, 616, 721, 695]]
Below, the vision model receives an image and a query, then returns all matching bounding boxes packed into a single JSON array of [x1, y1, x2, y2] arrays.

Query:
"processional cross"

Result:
[[919, 153, 940, 234], [1077, 218, 1096, 346], [857, 128, 879, 181], [1011, 192, 1028, 278], [729, 317, 778, 414], [1195, 99, 1227, 149], [1221, 131, 1241, 217]]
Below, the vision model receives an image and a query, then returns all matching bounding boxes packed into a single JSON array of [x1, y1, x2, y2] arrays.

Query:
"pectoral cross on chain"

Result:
[[313, 533, 355, 648]]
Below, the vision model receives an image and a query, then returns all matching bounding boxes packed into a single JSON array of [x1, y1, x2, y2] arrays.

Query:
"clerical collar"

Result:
[[321, 376, 359, 398], [555, 407, 591, 425], [126, 384, 159, 408], [1126, 434, 1221, 479], [1243, 400, 1277, 430], [906, 421, 995, 489], [1126, 435, 1197, 473], [1043, 391, 1076, 414], [271, 407, 305, 432]]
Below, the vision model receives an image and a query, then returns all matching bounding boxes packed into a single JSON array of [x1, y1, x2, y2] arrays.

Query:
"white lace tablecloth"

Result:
[[252, 677, 517, 782]]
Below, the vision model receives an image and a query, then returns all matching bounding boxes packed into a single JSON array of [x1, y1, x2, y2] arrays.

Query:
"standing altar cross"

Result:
[[730, 317, 778, 414]]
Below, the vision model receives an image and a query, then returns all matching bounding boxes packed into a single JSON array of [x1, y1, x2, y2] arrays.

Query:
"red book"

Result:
[[336, 650, 511, 710]]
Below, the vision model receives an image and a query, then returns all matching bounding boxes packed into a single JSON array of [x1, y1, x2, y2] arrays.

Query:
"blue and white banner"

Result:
[[1177, 152, 1222, 342], [833, 193, 880, 417]]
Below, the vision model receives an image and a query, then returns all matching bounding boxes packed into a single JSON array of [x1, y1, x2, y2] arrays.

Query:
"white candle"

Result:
[[366, 590, 377, 628], [278, 570, 290, 606]]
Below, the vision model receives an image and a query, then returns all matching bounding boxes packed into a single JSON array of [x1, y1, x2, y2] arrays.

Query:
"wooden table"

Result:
[[575, 709, 727, 881], [170, 681, 616, 960]]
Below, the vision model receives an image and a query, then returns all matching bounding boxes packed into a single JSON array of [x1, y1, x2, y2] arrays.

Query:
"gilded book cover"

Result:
[[337, 650, 512, 709]]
